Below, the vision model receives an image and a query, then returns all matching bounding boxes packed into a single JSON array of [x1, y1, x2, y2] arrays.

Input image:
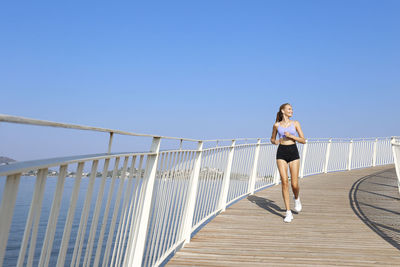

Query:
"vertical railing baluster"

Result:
[[39, 165, 67, 267], [93, 157, 121, 267], [340, 141, 344, 170], [165, 151, 183, 251], [199, 149, 214, 221], [145, 153, 167, 266], [112, 156, 137, 267], [240, 145, 248, 197], [154, 152, 175, 263], [211, 148, 224, 211], [240, 145, 249, 196], [300, 140, 308, 178], [347, 139, 354, 171], [259, 144, 267, 188], [206, 148, 221, 216], [26, 169, 47, 267], [0, 173, 21, 267], [369, 139, 373, 167], [159, 151, 180, 257], [169, 151, 190, 249], [57, 162, 85, 267], [123, 137, 161, 267], [218, 140, 236, 212], [255, 145, 261, 189], [324, 138, 332, 173], [71, 160, 99, 267], [175, 151, 196, 245], [361, 140, 364, 168], [273, 167, 280, 185], [144, 150, 164, 267], [83, 158, 110, 267], [248, 139, 261, 195], [151, 153, 171, 266], [391, 137, 400, 194], [372, 138, 378, 167], [234, 144, 241, 202], [169, 150, 186, 249], [102, 156, 129, 266], [108, 132, 114, 154], [232, 146, 242, 201], [180, 142, 203, 245], [17, 168, 47, 267], [124, 155, 145, 266], [193, 150, 207, 226]]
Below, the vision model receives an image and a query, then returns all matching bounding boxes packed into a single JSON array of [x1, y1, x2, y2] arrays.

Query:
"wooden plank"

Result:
[[167, 165, 400, 266]]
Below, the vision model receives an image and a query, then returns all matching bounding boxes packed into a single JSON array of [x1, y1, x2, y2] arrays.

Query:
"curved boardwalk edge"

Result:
[[167, 165, 400, 266]]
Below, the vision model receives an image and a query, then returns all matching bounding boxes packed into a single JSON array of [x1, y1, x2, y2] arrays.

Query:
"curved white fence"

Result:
[[391, 136, 400, 195], [0, 115, 397, 267]]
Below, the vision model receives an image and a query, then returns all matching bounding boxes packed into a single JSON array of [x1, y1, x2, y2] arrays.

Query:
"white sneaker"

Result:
[[283, 210, 293, 223], [294, 197, 302, 212]]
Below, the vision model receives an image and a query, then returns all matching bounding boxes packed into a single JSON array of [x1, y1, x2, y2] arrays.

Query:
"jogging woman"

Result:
[[270, 103, 306, 223]]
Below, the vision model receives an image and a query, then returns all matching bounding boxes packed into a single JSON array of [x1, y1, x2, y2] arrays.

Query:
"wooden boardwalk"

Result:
[[167, 165, 400, 266]]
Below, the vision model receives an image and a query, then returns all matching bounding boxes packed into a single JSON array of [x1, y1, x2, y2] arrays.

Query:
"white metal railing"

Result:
[[391, 136, 400, 194], [0, 114, 396, 267]]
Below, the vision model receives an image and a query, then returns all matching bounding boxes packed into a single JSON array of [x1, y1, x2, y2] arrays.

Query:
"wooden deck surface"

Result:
[[167, 165, 400, 266]]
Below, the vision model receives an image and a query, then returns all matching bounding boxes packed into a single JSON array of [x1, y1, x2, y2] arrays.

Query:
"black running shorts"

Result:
[[276, 144, 300, 163]]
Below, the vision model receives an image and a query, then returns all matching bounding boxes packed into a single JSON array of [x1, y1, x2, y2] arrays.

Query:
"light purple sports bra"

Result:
[[277, 121, 297, 139]]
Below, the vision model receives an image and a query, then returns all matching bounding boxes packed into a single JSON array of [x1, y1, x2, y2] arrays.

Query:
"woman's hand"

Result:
[[271, 139, 280, 145], [284, 132, 293, 139]]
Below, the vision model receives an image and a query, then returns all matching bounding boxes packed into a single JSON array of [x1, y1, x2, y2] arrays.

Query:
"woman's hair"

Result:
[[275, 103, 291, 122]]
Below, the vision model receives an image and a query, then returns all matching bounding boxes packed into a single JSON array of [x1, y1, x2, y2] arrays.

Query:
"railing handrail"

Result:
[[0, 114, 200, 142], [0, 114, 394, 144]]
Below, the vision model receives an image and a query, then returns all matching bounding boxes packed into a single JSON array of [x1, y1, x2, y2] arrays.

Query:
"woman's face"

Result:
[[281, 105, 293, 118]]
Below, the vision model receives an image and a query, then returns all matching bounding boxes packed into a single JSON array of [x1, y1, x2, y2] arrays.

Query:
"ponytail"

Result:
[[275, 111, 283, 123], [275, 103, 290, 122]]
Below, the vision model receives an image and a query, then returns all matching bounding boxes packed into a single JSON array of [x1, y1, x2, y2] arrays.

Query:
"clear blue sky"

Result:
[[1, 1, 399, 160]]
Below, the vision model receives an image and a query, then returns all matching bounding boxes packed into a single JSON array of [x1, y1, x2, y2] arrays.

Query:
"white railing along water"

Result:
[[391, 136, 400, 194], [0, 114, 397, 267]]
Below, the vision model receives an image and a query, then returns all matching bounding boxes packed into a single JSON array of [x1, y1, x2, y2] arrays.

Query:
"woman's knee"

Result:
[[291, 182, 299, 190]]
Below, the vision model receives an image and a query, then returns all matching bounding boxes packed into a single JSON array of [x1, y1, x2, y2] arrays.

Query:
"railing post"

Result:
[[273, 168, 280, 185], [180, 141, 203, 245], [347, 139, 354, 171], [372, 138, 378, 167], [248, 139, 261, 195], [391, 137, 400, 195], [108, 132, 114, 154], [123, 137, 161, 267], [218, 140, 236, 212], [324, 138, 332, 173], [299, 140, 308, 178]]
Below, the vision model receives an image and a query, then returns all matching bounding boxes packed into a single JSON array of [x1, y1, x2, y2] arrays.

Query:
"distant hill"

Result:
[[0, 156, 16, 165]]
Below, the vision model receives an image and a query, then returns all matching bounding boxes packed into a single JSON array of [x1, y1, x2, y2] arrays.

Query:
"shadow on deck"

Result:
[[350, 168, 400, 250]]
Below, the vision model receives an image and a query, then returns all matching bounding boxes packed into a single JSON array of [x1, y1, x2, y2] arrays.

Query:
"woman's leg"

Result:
[[276, 159, 290, 210], [289, 159, 300, 199]]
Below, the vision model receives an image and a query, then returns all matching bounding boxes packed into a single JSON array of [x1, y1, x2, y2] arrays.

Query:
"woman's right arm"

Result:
[[270, 124, 279, 145]]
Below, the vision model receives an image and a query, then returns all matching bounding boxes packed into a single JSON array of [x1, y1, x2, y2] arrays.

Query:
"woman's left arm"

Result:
[[286, 121, 306, 144]]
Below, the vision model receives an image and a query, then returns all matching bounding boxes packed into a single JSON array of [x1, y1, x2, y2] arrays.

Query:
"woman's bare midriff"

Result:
[[279, 137, 296, 145]]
